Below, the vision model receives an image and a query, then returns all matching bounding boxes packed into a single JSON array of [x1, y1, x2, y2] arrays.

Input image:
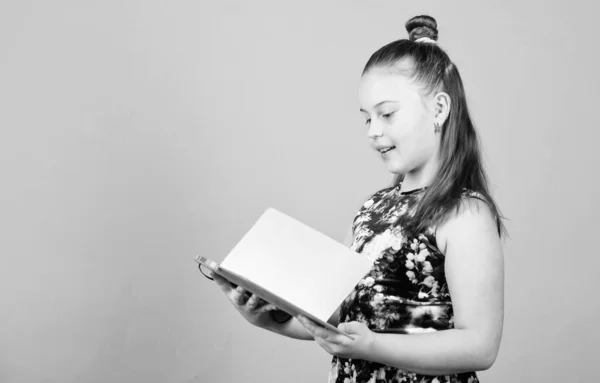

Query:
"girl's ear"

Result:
[[433, 92, 451, 126]]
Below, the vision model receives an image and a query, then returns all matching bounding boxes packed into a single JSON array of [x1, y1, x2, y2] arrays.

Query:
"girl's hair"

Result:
[[363, 15, 508, 238]]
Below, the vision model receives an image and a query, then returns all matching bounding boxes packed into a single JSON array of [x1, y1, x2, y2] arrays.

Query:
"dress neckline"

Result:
[[395, 183, 429, 195]]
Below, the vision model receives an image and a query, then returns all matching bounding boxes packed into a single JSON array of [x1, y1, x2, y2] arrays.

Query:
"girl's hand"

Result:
[[296, 315, 376, 360], [207, 269, 280, 329]]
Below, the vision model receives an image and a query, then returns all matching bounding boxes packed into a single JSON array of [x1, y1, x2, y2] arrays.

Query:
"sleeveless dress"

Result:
[[329, 183, 481, 383]]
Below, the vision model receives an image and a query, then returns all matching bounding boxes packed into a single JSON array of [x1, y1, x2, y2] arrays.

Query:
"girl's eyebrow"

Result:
[[359, 100, 399, 113]]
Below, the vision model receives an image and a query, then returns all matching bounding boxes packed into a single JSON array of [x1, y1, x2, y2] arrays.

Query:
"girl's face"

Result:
[[359, 67, 441, 177]]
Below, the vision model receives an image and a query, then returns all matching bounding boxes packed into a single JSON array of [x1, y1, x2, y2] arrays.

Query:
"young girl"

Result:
[[207, 15, 505, 383]]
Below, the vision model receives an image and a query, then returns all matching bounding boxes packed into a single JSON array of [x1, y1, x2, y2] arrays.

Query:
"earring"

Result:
[[434, 121, 441, 133]]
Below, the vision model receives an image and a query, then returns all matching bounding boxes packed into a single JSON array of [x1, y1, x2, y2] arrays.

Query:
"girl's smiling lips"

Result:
[[374, 145, 396, 154]]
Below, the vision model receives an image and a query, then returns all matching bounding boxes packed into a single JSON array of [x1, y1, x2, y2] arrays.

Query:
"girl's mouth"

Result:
[[379, 146, 396, 154]]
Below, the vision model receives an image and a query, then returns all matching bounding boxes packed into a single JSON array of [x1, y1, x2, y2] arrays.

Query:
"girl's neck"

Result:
[[399, 173, 431, 193], [399, 158, 439, 193]]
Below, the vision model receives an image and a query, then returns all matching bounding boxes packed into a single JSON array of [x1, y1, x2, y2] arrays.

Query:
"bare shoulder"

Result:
[[436, 195, 500, 256]]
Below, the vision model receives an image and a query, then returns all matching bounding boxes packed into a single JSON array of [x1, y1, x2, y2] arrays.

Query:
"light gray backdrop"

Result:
[[1, 1, 598, 382]]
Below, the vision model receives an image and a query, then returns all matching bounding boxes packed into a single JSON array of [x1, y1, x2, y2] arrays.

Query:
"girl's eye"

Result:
[[363, 111, 394, 125]]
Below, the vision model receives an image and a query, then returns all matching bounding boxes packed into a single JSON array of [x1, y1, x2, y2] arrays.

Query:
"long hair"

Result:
[[363, 15, 508, 238]]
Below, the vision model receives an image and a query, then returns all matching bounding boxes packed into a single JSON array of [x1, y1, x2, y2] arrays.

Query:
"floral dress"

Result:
[[329, 183, 481, 383]]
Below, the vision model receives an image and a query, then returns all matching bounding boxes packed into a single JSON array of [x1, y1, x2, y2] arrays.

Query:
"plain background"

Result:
[[1, 1, 598, 382]]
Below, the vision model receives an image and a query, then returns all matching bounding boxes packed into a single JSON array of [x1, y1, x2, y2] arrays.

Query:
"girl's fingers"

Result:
[[231, 286, 247, 305], [206, 272, 270, 314], [312, 326, 330, 340], [211, 273, 232, 290], [257, 303, 278, 313], [245, 294, 275, 313], [246, 294, 260, 310]]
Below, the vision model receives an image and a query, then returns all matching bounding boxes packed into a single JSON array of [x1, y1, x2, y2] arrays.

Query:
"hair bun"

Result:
[[405, 15, 439, 42]]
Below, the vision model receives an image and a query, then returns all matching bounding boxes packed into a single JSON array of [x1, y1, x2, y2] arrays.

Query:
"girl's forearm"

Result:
[[263, 317, 314, 340], [263, 314, 340, 341], [263, 306, 341, 341], [365, 329, 498, 376]]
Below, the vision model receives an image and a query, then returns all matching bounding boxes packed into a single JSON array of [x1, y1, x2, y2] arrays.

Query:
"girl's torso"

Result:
[[329, 184, 481, 383]]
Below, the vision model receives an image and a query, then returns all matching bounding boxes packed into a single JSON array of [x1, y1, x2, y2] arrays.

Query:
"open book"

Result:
[[195, 208, 374, 338]]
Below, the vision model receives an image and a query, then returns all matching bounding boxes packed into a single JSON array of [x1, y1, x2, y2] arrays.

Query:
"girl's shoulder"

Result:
[[460, 188, 487, 202], [432, 188, 497, 246], [436, 188, 497, 242], [458, 188, 496, 215]]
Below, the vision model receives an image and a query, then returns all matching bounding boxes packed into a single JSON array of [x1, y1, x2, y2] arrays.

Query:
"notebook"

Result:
[[195, 207, 374, 338]]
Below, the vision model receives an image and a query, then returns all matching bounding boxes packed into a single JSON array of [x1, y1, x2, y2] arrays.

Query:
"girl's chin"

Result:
[[385, 162, 407, 175]]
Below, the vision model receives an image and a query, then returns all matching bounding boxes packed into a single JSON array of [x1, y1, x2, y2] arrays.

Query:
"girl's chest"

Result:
[[350, 205, 449, 303]]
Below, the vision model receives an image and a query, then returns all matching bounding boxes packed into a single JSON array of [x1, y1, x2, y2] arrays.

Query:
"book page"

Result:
[[220, 208, 373, 322]]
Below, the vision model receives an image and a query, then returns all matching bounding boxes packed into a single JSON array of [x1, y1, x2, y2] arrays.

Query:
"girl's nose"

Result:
[[367, 122, 383, 139]]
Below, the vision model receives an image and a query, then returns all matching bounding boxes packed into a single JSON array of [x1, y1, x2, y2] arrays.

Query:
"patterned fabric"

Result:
[[329, 184, 481, 383]]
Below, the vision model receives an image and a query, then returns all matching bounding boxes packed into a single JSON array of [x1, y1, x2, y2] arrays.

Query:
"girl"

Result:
[[207, 15, 505, 383]]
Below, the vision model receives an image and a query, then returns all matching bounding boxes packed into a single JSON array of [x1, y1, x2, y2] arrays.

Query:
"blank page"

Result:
[[220, 208, 373, 322]]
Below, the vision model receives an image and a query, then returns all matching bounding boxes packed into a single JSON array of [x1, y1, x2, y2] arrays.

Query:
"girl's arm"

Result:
[[262, 316, 314, 340], [299, 198, 504, 375]]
